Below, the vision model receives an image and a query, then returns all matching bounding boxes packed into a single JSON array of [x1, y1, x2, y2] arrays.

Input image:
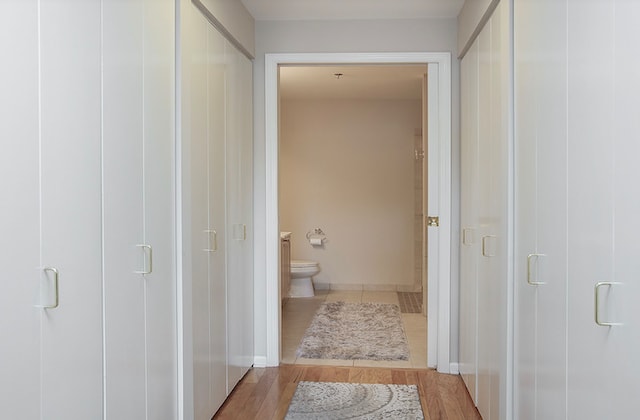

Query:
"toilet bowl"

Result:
[[289, 259, 320, 297]]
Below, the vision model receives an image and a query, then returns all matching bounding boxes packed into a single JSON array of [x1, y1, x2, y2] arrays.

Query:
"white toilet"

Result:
[[289, 259, 320, 297]]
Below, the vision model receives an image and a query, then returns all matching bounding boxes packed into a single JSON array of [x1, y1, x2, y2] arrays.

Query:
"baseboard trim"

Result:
[[253, 356, 267, 368], [449, 362, 460, 374]]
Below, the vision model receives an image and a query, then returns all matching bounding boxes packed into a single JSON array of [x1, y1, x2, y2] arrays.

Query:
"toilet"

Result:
[[289, 259, 320, 297]]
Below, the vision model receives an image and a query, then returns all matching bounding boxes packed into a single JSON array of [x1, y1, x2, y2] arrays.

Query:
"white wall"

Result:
[[280, 98, 421, 290], [252, 17, 461, 363]]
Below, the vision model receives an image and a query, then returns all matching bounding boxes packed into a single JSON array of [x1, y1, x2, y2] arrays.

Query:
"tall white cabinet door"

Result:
[[225, 41, 254, 391], [514, 0, 569, 418], [102, 2, 146, 417], [39, 1, 104, 418], [102, 0, 177, 418], [206, 21, 229, 414], [567, 0, 640, 417], [459, 38, 480, 405], [141, 1, 178, 417], [0, 1, 41, 417], [187, 8, 229, 418]]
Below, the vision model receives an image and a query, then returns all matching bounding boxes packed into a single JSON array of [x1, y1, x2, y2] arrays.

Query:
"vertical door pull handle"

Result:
[[35, 267, 59, 309], [462, 228, 474, 246], [595, 282, 623, 326], [526, 254, 547, 285], [233, 224, 246, 241], [134, 244, 152, 274], [203, 229, 217, 252], [481, 235, 497, 257]]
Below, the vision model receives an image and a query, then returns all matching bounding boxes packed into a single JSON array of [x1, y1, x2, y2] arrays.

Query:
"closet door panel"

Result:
[[567, 1, 615, 418], [39, 1, 103, 417], [475, 21, 493, 420], [207, 23, 228, 412], [102, 1, 146, 417], [610, 2, 640, 415], [515, 0, 569, 417], [459, 39, 479, 404], [531, 2, 568, 417], [188, 10, 215, 419], [513, 2, 539, 416], [0, 1, 41, 417], [225, 42, 254, 390], [142, 0, 178, 416]]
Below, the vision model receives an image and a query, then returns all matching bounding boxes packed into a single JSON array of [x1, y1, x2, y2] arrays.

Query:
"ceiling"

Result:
[[279, 65, 427, 101], [240, 0, 464, 21]]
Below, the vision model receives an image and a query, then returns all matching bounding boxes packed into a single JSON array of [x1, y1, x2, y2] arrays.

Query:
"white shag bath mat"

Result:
[[285, 381, 424, 419], [296, 301, 409, 361]]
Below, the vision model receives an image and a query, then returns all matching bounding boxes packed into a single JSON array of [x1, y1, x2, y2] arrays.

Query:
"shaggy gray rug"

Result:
[[296, 302, 409, 361], [284, 381, 424, 419]]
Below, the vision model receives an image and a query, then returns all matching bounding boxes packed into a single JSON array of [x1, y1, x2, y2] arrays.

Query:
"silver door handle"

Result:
[[35, 266, 59, 309], [595, 282, 623, 326], [526, 254, 546, 285], [203, 229, 217, 252], [134, 244, 152, 274]]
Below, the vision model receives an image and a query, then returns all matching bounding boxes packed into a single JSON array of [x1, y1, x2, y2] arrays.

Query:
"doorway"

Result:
[[264, 52, 452, 373]]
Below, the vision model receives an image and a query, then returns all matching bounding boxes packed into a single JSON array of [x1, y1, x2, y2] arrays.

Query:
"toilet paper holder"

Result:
[[306, 228, 327, 245]]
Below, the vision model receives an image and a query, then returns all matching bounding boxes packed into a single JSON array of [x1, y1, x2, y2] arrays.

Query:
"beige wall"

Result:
[[280, 98, 421, 290]]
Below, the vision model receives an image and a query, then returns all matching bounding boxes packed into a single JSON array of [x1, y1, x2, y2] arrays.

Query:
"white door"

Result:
[[225, 40, 254, 390], [567, 0, 640, 417], [0, 1, 105, 418], [514, 0, 569, 417], [102, 0, 177, 417], [459, 36, 480, 404]]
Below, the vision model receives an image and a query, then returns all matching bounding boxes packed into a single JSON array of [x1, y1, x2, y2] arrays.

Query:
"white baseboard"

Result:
[[449, 362, 460, 374], [253, 356, 267, 368]]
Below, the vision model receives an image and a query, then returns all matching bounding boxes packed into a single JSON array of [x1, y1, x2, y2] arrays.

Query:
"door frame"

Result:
[[263, 52, 452, 373]]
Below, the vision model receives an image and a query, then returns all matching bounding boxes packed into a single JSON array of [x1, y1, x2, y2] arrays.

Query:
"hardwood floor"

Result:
[[213, 365, 481, 419]]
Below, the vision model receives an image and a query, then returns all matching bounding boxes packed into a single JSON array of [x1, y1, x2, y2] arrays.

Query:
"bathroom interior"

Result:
[[278, 64, 429, 368]]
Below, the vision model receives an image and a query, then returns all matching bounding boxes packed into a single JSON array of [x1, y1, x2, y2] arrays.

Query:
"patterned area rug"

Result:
[[296, 302, 409, 360], [285, 381, 424, 419]]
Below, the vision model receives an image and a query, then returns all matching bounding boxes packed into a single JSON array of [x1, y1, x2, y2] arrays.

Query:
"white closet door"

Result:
[[206, 21, 228, 413], [102, 2, 146, 417], [459, 37, 479, 405], [567, 0, 640, 417], [188, 8, 216, 419], [143, 0, 178, 417], [103, 0, 177, 418], [514, 0, 569, 418], [225, 40, 250, 390], [39, 1, 104, 418], [0, 1, 41, 417]]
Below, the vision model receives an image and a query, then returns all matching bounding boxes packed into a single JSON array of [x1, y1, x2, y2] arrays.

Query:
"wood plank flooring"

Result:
[[213, 365, 481, 419]]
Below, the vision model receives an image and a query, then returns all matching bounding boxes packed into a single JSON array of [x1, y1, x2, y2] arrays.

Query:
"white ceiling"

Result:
[[241, 0, 464, 21], [279, 65, 427, 100]]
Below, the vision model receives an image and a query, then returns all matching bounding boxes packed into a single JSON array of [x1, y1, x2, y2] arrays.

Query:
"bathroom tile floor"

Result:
[[281, 290, 428, 369]]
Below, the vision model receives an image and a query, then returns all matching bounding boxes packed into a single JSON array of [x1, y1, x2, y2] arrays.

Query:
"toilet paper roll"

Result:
[[309, 237, 323, 246]]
